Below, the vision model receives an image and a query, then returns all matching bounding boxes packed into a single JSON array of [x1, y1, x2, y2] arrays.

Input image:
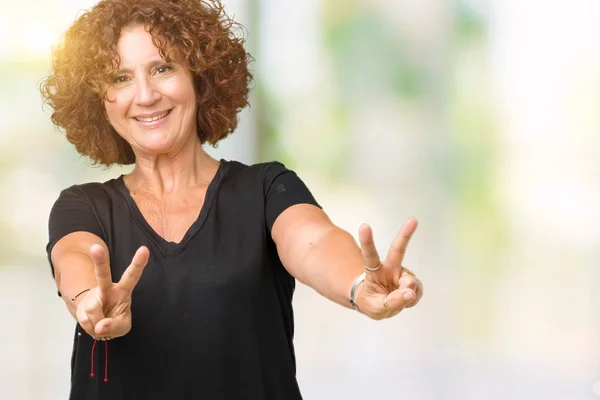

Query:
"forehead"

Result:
[[115, 25, 164, 66]]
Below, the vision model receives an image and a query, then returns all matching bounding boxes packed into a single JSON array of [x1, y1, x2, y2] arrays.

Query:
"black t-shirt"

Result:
[[46, 160, 320, 400]]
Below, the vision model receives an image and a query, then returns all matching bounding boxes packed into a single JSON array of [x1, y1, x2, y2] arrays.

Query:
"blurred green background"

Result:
[[1, 0, 599, 399]]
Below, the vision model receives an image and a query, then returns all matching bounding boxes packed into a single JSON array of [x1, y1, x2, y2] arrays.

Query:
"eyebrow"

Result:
[[116, 59, 169, 74]]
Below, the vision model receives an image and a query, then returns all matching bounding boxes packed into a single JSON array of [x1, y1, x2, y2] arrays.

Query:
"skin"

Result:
[[52, 24, 423, 341]]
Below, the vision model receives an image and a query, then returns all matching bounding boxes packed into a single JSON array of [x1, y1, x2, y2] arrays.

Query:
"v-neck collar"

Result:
[[116, 159, 228, 256]]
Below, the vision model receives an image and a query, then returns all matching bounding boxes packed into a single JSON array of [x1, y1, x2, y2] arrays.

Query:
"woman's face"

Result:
[[104, 25, 198, 157]]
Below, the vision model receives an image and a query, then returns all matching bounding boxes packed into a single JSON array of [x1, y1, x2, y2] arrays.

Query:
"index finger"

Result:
[[385, 217, 418, 267], [359, 223, 381, 271], [90, 244, 113, 292], [117, 246, 150, 292]]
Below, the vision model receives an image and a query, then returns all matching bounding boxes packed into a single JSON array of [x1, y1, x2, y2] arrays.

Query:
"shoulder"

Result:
[[53, 177, 124, 207], [217, 160, 306, 203], [222, 159, 293, 183], [223, 159, 286, 173]]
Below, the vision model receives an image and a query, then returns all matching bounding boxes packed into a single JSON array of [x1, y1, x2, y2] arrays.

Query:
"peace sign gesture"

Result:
[[75, 245, 150, 340], [356, 218, 423, 320]]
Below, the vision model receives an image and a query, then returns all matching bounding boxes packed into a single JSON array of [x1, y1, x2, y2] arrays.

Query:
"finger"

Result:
[[90, 244, 113, 292], [76, 305, 96, 337], [117, 246, 150, 292], [95, 317, 115, 337], [398, 269, 418, 291], [83, 302, 105, 332], [358, 224, 381, 272], [405, 278, 424, 308], [385, 218, 418, 268], [95, 315, 130, 338], [384, 287, 416, 313]]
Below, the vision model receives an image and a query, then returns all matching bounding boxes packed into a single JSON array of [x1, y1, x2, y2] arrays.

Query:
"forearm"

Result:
[[293, 227, 365, 310], [274, 205, 422, 319], [54, 250, 97, 319]]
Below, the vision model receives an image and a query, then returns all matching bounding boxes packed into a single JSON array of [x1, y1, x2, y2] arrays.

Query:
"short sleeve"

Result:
[[263, 162, 321, 231], [46, 185, 106, 277]]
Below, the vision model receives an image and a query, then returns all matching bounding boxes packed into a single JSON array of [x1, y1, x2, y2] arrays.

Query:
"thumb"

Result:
[[95, 314, 131, 338], [94, 318, 112, 336], [384, 287, 416, 311]]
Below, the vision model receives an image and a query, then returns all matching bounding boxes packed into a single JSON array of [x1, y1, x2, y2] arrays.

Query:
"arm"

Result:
[[50, 231, 108, 319], [47, 186, 149, 338], [271, 204, 363, 310], [272, 204, 423, 319], [50, 231, 149, 338]]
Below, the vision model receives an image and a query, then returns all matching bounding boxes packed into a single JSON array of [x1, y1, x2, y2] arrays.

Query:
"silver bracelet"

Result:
[[349, 272, 366, 312]]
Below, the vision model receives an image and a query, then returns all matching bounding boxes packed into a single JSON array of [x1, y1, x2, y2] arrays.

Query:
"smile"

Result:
[[133, 109, 172, 123]]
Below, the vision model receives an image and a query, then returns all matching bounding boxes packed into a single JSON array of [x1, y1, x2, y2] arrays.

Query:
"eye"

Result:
[[113, 75, 130, 84], [156, 65, 172, 74]]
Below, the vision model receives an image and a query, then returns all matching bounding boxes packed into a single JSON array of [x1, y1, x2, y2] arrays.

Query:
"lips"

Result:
[[133, 109, 172, 122]]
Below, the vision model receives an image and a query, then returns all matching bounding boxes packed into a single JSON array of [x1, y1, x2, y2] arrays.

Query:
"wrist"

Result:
[[69, 287, 94, 310], [70, 288, 92, 302], [349, 272, 366, 312]]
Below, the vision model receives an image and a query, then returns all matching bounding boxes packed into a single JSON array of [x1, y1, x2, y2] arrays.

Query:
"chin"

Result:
[[133, 134, 178, 155]]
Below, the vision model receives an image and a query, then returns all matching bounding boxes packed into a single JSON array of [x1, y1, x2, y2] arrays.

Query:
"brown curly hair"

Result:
[[40, 0, 253, 166]]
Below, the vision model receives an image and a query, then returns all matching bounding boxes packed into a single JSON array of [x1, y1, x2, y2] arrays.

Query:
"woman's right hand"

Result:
[[75, 244, 150, 340]]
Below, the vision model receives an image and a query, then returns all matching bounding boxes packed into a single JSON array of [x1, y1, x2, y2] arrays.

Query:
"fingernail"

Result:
[[403, 291, 415, 301]]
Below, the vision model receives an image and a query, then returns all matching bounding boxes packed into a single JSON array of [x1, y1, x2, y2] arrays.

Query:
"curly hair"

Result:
[[40, 0, 253, 166]]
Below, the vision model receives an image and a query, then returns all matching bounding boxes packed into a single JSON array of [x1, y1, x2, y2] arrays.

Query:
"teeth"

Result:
[[135, 110, 169, 122]]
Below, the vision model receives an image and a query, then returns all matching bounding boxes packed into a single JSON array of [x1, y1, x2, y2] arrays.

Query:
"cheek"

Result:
[[161, 75, 196, 105], [104, 102, 116, 121], [104, 98, 127, 124], [103, 87, 133, 121]]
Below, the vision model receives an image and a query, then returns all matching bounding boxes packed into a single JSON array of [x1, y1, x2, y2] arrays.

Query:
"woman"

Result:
[[41, 0, 424, 398]]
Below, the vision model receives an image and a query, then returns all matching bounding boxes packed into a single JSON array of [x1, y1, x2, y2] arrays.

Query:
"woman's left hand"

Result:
[[355, 218, 424, 320]]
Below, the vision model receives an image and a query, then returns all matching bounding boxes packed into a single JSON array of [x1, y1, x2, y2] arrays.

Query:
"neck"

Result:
[[126, 137, 219, 196]]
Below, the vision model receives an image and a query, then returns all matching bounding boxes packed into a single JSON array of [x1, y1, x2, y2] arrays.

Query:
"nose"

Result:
[[134, 76, 161, 106]]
